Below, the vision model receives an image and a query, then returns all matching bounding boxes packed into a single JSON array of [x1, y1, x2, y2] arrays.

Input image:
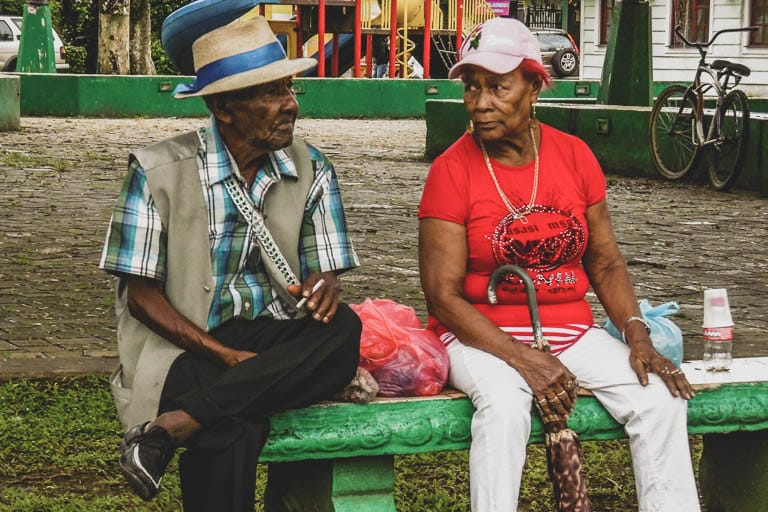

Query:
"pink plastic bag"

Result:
[[350, 298, 449, 397]]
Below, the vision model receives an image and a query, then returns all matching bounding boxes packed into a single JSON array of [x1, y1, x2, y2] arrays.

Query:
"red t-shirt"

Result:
[[418, 124, 606, 353]]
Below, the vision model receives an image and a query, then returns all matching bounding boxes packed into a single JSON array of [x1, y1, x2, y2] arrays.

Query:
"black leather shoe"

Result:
[[119, 422, 176, 501]]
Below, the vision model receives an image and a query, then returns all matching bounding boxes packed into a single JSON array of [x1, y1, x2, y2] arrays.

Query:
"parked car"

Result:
[[0, 15, 68, 72], [532, 28, 579, 78]]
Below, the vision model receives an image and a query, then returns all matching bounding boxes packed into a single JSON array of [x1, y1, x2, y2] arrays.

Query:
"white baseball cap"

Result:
[[448, 18, 542, 79]]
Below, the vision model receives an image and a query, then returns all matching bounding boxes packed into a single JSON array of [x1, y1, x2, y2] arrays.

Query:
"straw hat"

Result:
[[174, 16, 316, 99]]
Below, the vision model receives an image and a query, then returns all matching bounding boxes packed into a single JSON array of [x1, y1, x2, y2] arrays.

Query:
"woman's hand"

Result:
[[581, 201, 696, 401], [514, 348, 579, 419], [629, 340, 695, 400], [288, 271, 341, 324]]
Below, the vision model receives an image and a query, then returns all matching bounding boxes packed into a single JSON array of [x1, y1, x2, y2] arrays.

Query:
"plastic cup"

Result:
[[703, 288, 733, 328]]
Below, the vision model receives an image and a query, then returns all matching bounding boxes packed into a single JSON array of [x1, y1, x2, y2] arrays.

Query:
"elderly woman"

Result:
[[418, 18, 701, 511]]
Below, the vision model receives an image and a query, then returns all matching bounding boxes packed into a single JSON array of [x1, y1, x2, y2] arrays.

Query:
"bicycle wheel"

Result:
[[649, 85, 700, 180], [708, 89, 750, 191]]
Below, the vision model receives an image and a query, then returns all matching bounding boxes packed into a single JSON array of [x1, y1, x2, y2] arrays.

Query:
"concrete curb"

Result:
[[0, 356, 117, 381]]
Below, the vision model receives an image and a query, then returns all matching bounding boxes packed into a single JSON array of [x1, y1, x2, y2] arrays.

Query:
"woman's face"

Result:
[[462, 66, 541, 144]]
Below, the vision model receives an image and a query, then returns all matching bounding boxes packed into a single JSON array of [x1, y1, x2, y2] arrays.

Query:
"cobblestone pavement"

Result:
[[1, 117, 766, 377]]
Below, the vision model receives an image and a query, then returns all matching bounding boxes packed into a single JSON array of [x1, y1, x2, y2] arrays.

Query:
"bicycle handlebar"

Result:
[[674, 25, 758, 50]]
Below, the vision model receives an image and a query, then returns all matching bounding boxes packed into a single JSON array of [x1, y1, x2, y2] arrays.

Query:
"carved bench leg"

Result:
[[699, 430, 768, 511], [264, 456, 396, 511]]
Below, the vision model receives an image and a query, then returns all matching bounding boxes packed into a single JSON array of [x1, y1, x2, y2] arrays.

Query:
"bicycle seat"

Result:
[[711, 59, 751, 77]]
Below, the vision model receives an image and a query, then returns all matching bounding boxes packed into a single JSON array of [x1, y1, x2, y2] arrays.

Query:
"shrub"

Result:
[[63, 44, 86, 74]]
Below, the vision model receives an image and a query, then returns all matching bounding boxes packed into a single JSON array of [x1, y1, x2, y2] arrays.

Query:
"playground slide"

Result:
[[161, 0, 280, 75], [302, 33, 358, 77]]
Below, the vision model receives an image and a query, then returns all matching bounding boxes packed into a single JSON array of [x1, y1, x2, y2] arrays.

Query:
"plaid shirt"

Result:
[[100, 118, 359, 329]]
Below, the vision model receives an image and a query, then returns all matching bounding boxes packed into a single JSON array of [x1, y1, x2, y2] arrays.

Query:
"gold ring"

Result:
[[671, 369, 683, 375], [549, 396, 561, 402], [564, 381, 574, 389], [556, 390, 567, 397], [537, 398, 547, 404]]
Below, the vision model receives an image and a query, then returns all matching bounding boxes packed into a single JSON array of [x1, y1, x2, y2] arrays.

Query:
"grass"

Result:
[[0, 376, 702, 511], [0, 150, 71, 172]]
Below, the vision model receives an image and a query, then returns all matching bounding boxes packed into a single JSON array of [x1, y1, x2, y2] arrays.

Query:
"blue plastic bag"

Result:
[[604, 300, 684, 368]]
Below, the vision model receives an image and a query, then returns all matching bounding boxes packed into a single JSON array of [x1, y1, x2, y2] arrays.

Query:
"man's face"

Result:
[[223, 77, 299, 152]]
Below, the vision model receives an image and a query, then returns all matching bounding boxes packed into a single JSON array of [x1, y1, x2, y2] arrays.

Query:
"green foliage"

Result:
[[151, 0, 189, 39], [0, 377, 184, 510], [395, 451, 470, 511], [58, 0, 96, 50], [0, 0, 189, 74], [0, 0, 24, 16], [4, 0, 192, 74], [152, 37, 178, 76], [63, 43, 86, 73]]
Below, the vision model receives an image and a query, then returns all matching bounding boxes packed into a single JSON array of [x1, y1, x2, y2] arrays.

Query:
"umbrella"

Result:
[[488, 264, 591, 512]]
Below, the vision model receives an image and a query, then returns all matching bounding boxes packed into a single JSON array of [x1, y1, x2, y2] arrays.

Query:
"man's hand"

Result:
[[126, 275, 251, 368], [287, 271, 341, 323], [629, 340, 695, 400], [219, 348, 258, 367]]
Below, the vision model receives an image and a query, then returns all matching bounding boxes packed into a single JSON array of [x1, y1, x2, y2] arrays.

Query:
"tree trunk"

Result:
[[130, 0, 156, 75], [97, 0, 130, 74]]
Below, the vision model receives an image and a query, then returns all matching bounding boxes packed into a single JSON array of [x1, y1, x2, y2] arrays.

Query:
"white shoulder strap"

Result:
[[222, 175, 303, 316]]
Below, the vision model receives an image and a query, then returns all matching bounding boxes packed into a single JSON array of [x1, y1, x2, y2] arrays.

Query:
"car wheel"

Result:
[[552, 48, 578, 77]]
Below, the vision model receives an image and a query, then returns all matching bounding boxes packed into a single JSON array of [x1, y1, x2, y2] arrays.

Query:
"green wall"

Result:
[[15, 74, 768, 119], [425, 99, 768, 194], [18, 74, 205, 117], [0, 74, 20, 131], [17, 74, 602, 118], [18, 75, 466, 118]]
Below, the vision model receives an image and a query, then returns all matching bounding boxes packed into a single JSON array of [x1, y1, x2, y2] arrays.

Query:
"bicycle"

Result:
[[649, 25, 757, 191]]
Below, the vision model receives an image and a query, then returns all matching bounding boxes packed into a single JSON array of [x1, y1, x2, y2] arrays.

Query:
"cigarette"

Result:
[[296, 279, 325, 309]]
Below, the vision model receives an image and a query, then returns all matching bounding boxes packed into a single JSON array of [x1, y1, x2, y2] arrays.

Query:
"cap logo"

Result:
[[469, 31, 482, 50]]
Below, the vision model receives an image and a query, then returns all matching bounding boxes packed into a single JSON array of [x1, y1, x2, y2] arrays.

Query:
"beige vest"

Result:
[[110, 129, 313, 430]]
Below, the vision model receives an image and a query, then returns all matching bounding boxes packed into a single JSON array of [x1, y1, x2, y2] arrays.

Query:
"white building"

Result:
[[578, 0, 768, 97]]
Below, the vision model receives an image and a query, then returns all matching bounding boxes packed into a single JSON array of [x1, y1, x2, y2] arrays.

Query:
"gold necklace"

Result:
[[479, 123, 539, 225]]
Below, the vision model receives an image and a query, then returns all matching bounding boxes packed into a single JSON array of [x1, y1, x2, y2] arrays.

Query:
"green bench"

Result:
[[261, 357, 768, 511]]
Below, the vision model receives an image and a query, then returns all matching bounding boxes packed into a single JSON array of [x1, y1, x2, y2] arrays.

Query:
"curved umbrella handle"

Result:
[[487, 264, 550, 353]]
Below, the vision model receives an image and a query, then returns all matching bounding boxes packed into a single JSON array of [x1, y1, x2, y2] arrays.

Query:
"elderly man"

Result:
[[99, 16, 362, 511]]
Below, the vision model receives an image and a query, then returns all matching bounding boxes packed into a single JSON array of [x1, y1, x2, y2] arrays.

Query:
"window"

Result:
[[671, 0, 710, 47], [750, 0, 768, 46], [0, 21, 12, 42], [599, 0, 616, 45]]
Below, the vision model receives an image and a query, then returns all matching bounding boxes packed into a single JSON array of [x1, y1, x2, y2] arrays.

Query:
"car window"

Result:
[[536, 33, 571, 51], [0, 20, 13, 42], [10, 18, 22, 31]]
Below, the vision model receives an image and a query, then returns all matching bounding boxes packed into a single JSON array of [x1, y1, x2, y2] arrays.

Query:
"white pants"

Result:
[[446, 327, 701, 512]]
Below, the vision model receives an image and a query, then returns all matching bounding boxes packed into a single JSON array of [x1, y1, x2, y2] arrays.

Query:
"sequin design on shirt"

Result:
[[491, 205, 586, 272]]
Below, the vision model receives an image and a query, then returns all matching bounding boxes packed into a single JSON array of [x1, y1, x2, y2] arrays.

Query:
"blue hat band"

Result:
[[174, 41, 287, 95]]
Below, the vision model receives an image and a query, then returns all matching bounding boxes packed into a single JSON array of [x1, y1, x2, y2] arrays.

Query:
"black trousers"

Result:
[[158, 304, 362, 512]]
